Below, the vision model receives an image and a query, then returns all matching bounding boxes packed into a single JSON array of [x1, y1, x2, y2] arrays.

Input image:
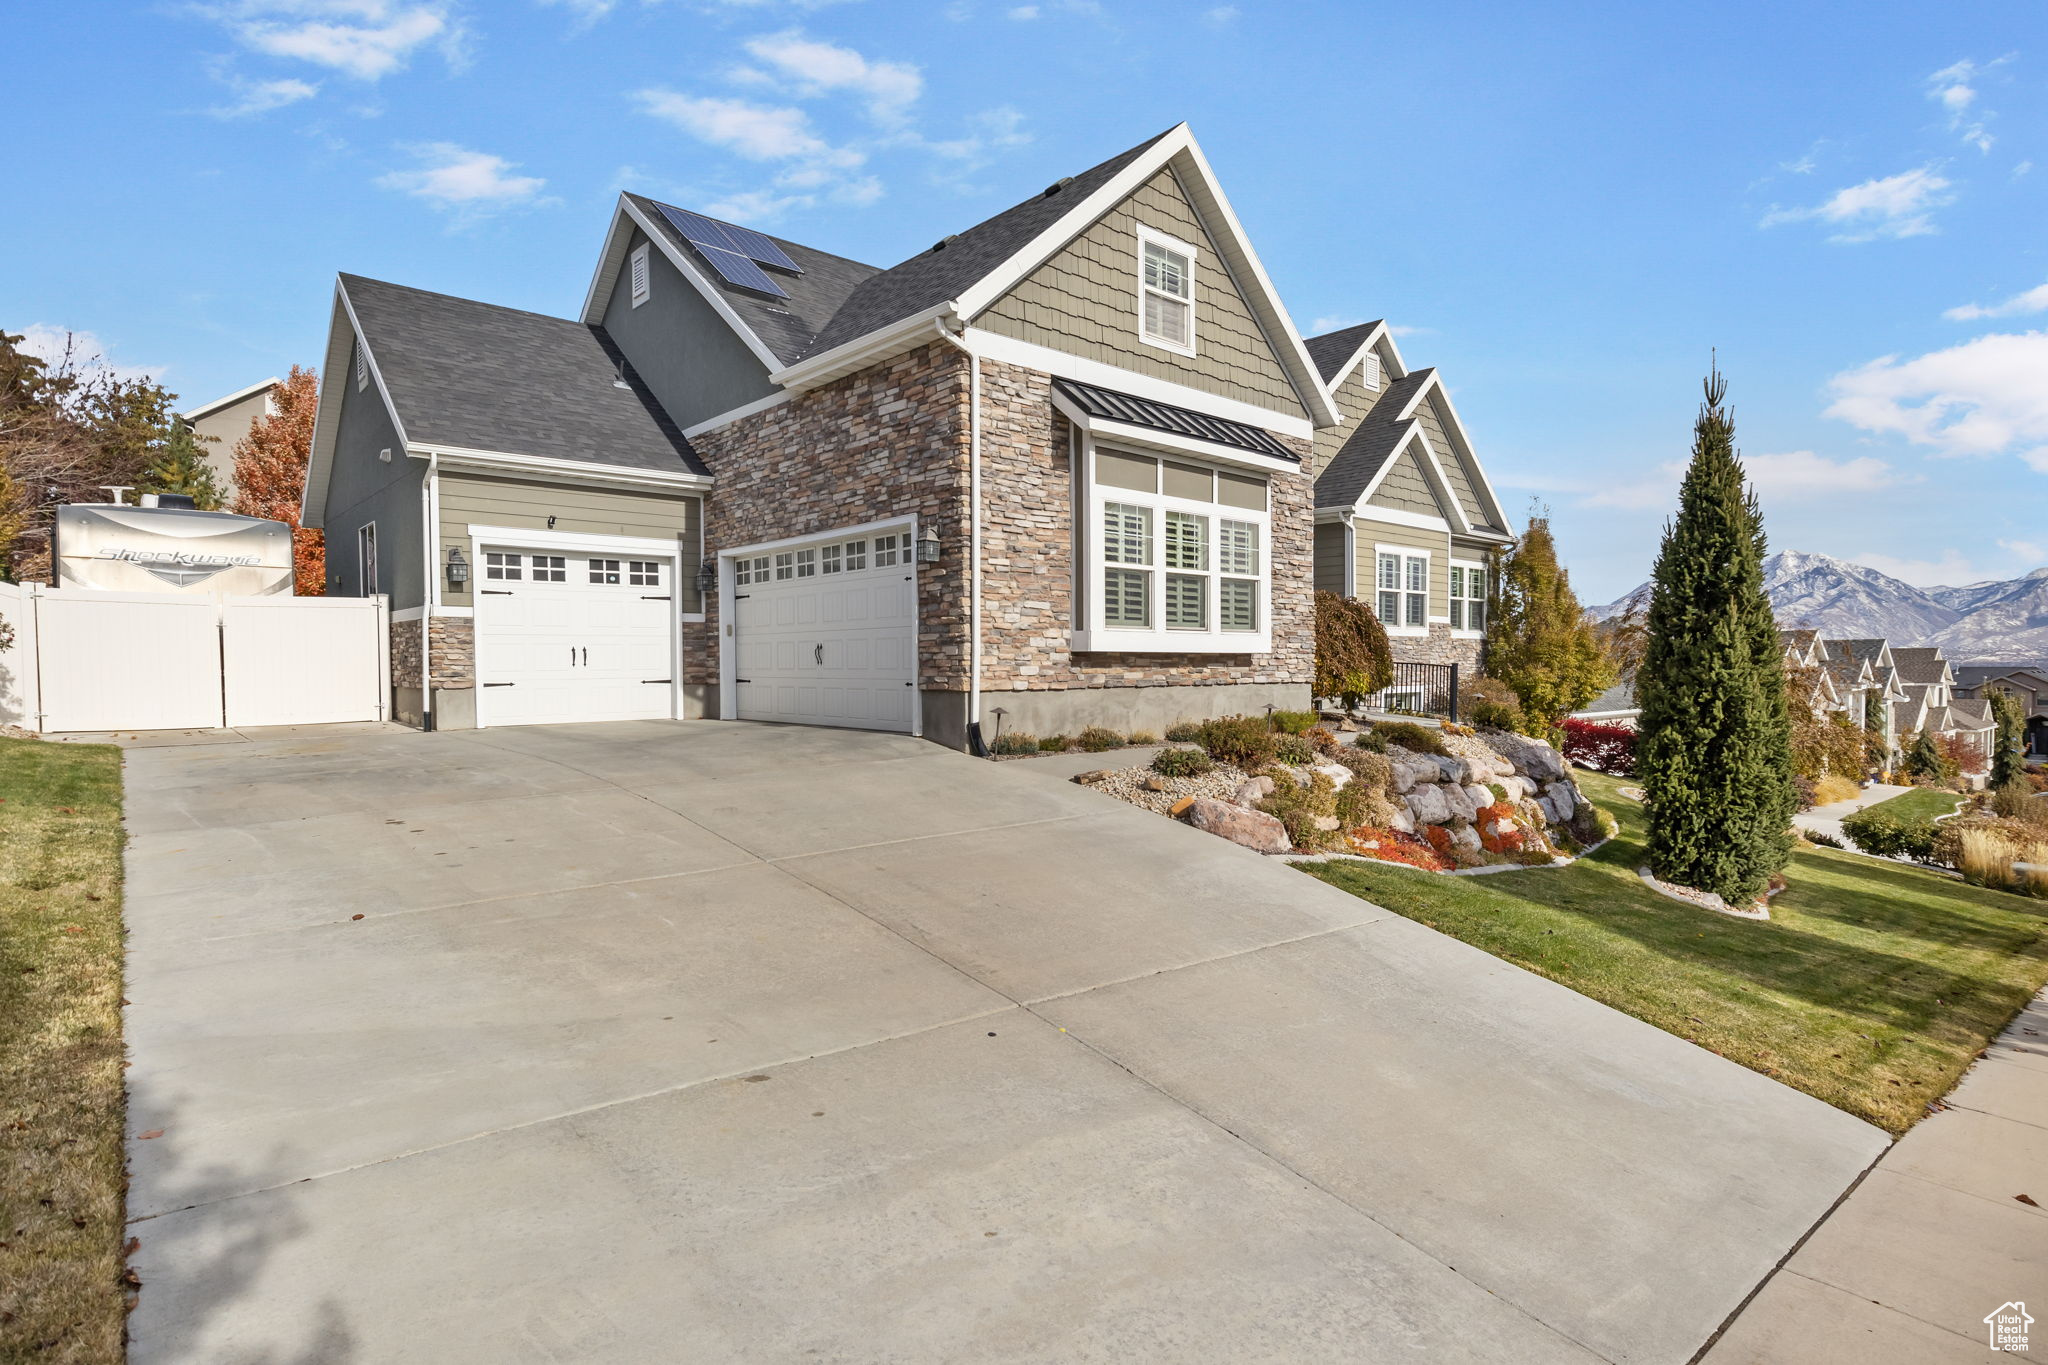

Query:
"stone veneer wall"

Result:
[[390, 619, 422, 691], [685, 340, 974, 692], [972, 357, 1316, 694], [1389, 624, 1484, 677], [428, 617, 475, 690]]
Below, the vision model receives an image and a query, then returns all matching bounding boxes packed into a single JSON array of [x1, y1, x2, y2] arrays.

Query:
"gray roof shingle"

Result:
[[803, 129, 1176, 357], [343, 274, 706, 477], [1888, 647, 1951, 686], [1304, 322, 1382, 383], [1314, 369, 1433, 510], [626, 196, 882, 368]]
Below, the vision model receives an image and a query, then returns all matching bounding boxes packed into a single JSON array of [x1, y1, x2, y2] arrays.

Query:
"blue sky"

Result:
[[7, 0, 2044, 601]]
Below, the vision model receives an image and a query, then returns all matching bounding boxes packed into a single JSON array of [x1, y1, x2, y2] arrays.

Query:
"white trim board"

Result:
[[179, 376, 280, 423], [963, 327, 1313, 440], [411, 444, 713, 493], [466, 524, 682, 556]]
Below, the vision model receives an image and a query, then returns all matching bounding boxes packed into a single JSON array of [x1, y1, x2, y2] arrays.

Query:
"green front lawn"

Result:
[[1859, 786, 1967, 825], [0, 738, 128, 1364], [1301, 770, 2048, 1134]]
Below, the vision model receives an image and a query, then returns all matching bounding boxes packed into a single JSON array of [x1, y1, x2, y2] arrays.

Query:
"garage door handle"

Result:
[[642, 678, 671, 684], [641, 595, 670, 600], [481, 589, 513, 596], [814, 643, 824, 665], [483, 682, 515, 687]]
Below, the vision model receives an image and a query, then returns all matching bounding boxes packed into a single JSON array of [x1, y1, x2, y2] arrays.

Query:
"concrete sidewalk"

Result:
[[121, 720, 1889, 1363], [1705, 984, 2048, 1362], [1794, 783, 1915, 845]]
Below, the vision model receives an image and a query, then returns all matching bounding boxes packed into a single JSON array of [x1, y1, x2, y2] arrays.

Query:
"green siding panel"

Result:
[[1415, 395, 1490, 528], [437, 472, 702, 611], [1314, 521, 1348, 595], [979, 168, 1306, 421], [1356, 518, 1451, 615], [1366, 448, 1445, 518]]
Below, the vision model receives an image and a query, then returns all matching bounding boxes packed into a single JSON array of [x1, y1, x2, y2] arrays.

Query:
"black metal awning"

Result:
[[1051, 377, 1298, 462]]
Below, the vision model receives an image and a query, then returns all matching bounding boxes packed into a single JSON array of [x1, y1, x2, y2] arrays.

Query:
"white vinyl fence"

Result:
[[0, 581, 389, 733]]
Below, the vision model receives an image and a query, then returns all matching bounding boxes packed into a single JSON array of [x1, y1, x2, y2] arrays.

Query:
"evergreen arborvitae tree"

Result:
[[1483, 513, 1614, 731], [1902, 728, 1949, 785], [1635, 367, 1796, 902], [138, 422, 225, 510], [1988, 690, 2026, 790]]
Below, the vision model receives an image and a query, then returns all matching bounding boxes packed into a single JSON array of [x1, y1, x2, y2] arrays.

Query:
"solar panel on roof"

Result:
[[696, 244, 788, 297], [653, 204, 802, 277]]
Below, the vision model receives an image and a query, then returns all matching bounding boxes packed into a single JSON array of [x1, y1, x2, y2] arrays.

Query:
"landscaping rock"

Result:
[[1441, 783, 1479, 823], [1072, 770, 1115, 786], [1313, 762, 1353, 790], [1543, 781, 1578, 820], [1463, 783, 1495, 813], [1486, 730, 1568, 783], [1182, 797, 1291, 853], [1312, 815, 1342, 832], [1450, 824, 1483, 853], [1432, 755, 1474, 786], [1405, 784, 1452, 825], [1142, 775, 1170, 792], [1233, 775, 1276, 805], [1388, 808, 1417, 834], [1390, 758, 1440, 794], [1497, 775, 1531, 802]]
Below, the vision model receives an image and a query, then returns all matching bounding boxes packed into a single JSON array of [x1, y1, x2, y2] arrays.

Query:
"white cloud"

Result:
[[1760, 165, 1955, 242], [1847, 549, 1998, 587], [200, 2, 463, 81], [1739, 449, 1904, 496], [376, 143, 550, 216], [209, 75, 319, 117], [1826, 331, 2048, 468], [734, 30, 921, 123], [1007, 4, 1039, 15], [1926, 56, 2009, 153], [1998, 538, 2045, 563], [1944, 282, 2048, 321], [13, 325, 161, 385], [1203, 5, 1239, 24], [636, 91, 854, 163], [538, 0, 617, 23], [1308, 314, 1364, 334]]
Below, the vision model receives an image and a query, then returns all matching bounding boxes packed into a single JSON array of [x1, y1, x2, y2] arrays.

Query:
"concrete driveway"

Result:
[[122, 721, 1888, 1364]]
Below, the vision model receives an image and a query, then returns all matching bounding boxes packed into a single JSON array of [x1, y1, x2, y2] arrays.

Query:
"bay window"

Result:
[[1081, 445, 1270, 651]]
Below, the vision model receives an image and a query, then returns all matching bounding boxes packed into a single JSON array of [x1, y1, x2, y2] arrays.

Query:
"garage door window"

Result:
[[590, 558, 622, 585], [795, 548, 817, 578], [485, 552, 521, 581], [628, 560, 661, 586], [533, 556, 566, 582]]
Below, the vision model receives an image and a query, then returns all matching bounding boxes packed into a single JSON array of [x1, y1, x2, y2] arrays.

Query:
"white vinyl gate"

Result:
[[0, 581, 389, 733]]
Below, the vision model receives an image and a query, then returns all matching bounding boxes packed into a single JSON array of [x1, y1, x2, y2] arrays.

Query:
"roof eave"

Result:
[[771, 301, 961, 391]]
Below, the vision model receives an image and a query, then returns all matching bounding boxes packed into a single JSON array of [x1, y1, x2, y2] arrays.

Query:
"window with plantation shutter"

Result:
[[1137, 229, 1196, 354], [1083, 445, 1269, 650]]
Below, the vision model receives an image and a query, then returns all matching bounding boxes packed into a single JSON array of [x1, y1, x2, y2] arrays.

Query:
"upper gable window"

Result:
[[1137, 227, 1196, 356], [629, 243, 651, 308]]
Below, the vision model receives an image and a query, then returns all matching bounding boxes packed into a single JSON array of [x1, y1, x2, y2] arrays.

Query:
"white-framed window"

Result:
[[874, 534, 901, 567], [844, 539, 867, 571], [628, 560, 660, 587], [733, 554, 770, 586], [821, 544, 841, 574], [1376, 548, 1429, 633], [1081, 444, 1270, 651], [532, 555, 566, 582], [1450, 560, 1486, 634], [356, 523, 377, 596], [794, 548, 816, 578], [773, 552, 794, 580], [629, 243, 651, 308], [485, 551, 521, 581], [589, 558, 622, 585], [1136, 226, 1196, 355]]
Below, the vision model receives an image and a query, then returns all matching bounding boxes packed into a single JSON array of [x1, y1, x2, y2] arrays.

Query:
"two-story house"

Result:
[[304, 125, 1509, 746]]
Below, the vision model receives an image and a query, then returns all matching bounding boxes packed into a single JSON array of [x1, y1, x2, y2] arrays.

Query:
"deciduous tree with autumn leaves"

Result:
[[230, 366, 324, 596]]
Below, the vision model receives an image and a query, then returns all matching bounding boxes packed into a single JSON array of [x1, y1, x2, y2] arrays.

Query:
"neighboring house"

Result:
[[306, 125, 1391, 745], [1568, 679, 1639, 728], [178, 377, 279, 500], [1306, 322, 1514, 675], [1822, 638, 1909, 758], [1955, 663, 2048, 756]]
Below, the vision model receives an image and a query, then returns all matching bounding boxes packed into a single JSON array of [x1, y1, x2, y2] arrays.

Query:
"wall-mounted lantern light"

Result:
[[915, 526, 941, 564], [695, 559, 717, 597], [446, 547, 469, 589]]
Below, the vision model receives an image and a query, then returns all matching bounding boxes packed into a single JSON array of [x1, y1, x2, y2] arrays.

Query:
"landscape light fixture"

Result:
[[445, 547, 469, 589], [915, 526, 941, 564]]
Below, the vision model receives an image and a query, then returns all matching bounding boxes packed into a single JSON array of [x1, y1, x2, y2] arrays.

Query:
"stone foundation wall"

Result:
[[390, 618, 423, 691], [427, 616, 475, 689]]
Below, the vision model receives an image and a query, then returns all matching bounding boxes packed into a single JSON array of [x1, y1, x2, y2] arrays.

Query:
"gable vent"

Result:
[[1361, 351, 1382, 391]]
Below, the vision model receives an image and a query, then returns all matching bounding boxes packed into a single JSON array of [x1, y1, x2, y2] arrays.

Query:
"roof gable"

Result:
[[977, 164, 1307, 421], [1364, 437, 1457, 523]]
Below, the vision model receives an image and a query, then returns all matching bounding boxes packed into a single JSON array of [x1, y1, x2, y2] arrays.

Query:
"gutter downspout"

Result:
[[420, 453, 437, 731], [933, 316, 983, 753]]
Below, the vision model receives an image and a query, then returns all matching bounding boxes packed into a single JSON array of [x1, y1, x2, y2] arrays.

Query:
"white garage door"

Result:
[[473, 548, 675, 728], [731, 528, 916, 732]]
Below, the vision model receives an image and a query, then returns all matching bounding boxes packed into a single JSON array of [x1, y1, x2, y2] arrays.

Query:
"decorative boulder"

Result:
[[1463, 784, 1495, 813], [1485, 730, 1568, 784], [1441, 783, 1479, 823], [1497, 775, 1530, 802], [1312, 762, 1353, 790], [1391, 758, 1440, 794], [1543, 781, 1578, 820], [1405, 784, 1453, 825], [1183, 797, 1292, 853], [1450, 824, 1483, 853], [1432, 755, 1474, 786], [1388, 808, 1417, 834], [1234, 775, 1276, 805]]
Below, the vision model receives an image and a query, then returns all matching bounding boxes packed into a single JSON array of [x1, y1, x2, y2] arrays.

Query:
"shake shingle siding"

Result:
[[1368, 449, 1440, 517], [1413, 395, 1492, 530], [1311, 357, 1394, 472], [978, 168, 1306, 419]]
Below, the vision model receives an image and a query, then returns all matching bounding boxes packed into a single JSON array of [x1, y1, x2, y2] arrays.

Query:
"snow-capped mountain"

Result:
[[1590, 551, 2048, 663]]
